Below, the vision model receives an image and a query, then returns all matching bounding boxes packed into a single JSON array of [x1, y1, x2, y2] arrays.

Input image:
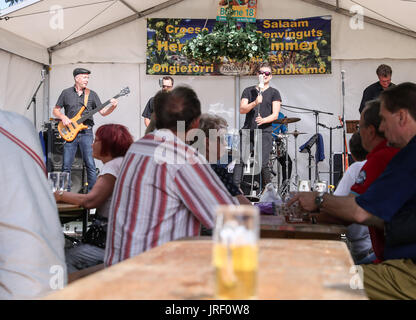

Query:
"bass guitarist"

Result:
[[53, 68, 118, 191]]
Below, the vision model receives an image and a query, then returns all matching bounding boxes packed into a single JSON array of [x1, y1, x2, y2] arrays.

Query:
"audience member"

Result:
[[332, 132, 373, 264], [359, 64, 394, 113], [198, 113, 251, 205], [0, 110, 66, 299], [105, 86, 237, 266], [289, 83, 416, 299], [55, 124, 133, 273]]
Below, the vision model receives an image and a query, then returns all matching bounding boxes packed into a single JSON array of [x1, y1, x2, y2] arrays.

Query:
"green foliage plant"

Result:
[[182, 2, 270, 65]]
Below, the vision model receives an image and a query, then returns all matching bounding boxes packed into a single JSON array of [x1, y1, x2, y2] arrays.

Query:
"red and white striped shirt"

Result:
[[105, 129, 237, 266]]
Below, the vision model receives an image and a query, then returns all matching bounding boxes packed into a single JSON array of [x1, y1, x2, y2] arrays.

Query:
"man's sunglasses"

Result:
[[258, 71, 271, 76]]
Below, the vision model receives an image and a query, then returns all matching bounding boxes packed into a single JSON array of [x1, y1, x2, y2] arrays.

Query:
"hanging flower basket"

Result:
[[182, 3, 270, 67]]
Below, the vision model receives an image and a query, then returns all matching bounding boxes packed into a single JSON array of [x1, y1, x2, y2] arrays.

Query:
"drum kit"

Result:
[[225, 116, 319, 200], [270, 117, 307, 198]]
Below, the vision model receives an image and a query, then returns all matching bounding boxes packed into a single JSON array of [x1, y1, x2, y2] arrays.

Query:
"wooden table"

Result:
[[260, 215, 347, 240], [45, 239, 367, 300], [57, 203, 88, 239]]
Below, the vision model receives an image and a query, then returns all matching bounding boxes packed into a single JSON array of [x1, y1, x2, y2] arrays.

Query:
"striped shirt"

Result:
[[105, 129, 237, 266]]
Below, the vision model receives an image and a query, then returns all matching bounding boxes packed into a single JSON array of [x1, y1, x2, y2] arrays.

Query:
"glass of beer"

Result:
[[213, 205, 259, 300]]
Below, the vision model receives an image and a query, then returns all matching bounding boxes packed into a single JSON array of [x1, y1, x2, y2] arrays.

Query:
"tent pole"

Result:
[[235, 75, 240, 131]]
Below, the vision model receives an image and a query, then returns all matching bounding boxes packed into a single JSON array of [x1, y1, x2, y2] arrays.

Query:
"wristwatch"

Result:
[[314, 192, 325, 212]]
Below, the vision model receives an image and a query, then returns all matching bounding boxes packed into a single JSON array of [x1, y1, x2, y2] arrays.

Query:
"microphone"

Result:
[[258, 74, 264, 95], [41, 69, 46, 80], [318, 122, 327, 129], [341, 70, 345, 96]]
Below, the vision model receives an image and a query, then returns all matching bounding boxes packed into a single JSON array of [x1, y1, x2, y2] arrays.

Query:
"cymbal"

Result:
[[285, 131, 307, 137], [273, 117, 301, 125]]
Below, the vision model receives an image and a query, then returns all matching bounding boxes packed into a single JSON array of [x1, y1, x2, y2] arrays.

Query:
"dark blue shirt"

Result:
[[359, 81, 394, 113], [142, 97, 154, 119], [356, 135, 416, 260]]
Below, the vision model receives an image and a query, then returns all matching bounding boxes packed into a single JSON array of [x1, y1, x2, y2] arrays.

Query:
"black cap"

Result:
[[73, 68, 91, 77]]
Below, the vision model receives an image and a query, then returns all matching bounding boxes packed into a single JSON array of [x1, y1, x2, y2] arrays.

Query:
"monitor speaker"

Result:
[[333, 152, 354, 187], [70, 168, 85, 194]]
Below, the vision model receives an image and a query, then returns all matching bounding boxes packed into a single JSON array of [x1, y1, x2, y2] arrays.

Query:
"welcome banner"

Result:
[[146, 16, 331, 76]]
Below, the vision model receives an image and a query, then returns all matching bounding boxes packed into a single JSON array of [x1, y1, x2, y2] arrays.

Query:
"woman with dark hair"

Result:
[[55, 124, 133, 274]]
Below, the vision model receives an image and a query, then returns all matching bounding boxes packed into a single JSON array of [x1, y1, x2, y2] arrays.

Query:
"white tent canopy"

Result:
[[1, 0, 416, 64], [1, 0, 416, 183]]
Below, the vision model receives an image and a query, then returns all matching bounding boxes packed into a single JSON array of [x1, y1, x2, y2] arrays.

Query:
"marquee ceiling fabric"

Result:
[[0, 0, 416, 64]]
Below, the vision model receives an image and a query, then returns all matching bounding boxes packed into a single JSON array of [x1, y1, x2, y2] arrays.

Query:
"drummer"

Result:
[[272, 112, 293, 184]]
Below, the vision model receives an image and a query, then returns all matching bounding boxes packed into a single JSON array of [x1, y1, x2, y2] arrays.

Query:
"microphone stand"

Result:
[[340, 71, 348, 175], [27, 71, 46, 128], [318, 123, 343, 186], [282, 104, 333, 181]]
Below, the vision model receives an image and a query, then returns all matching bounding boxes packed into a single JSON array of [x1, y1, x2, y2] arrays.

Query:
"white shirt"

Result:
[[334, 161, 366, 196], [96, 157, 123, 219], [0, 111, 67, 299]]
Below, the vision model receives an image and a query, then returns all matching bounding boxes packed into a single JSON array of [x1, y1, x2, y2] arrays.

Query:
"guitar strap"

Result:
[[83, 88, 91, 112], [0, 126, 47, 175]]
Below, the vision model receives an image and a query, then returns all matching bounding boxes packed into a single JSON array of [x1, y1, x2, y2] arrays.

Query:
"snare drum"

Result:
[[274, 134, 287, 158]]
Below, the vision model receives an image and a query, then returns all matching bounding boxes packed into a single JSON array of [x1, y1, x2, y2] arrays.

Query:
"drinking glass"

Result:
[[282, 191, 304, 223], [48, 172, 59, 192], [313, 180, 328, 193], [297, 180, 311, 192], [58, 172, 70, 192], [213, 205, 259, 300]]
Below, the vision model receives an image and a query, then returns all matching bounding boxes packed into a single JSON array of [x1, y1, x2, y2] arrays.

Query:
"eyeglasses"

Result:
[[162, 85, 172, 89], [258, 71, 271, 76]]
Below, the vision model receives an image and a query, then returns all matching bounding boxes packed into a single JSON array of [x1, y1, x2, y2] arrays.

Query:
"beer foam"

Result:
[[219, 223, 256, 245]]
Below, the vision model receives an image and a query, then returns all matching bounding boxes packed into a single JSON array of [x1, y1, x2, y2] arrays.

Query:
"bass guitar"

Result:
[[58, 87, 130, 142]]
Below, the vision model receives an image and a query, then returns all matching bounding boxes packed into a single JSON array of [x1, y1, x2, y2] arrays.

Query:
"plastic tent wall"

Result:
[[1, 0, 416, 183]]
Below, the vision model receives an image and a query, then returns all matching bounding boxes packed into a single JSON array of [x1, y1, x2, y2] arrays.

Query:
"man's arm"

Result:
[[288, 192, 385, 230], [256, 100, 280, 125], [240, 96, 261, 114], [53, 106, 71, 126], [99, 98, 117, 116], [359, 87, 370, 113]]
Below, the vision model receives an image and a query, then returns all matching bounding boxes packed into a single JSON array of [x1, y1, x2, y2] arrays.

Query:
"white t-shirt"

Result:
[[334, 161, 366, 196], [96, 157, 123, 219], [0, 110, 67, 299]]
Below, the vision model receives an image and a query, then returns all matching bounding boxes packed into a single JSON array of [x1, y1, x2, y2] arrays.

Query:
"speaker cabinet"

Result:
[[44, 122, 86, 193], [44, 122, 83, 171], [333, 152, 355, 187]]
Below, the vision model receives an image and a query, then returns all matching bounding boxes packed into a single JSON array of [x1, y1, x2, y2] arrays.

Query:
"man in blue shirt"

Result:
[[288, 82, 416, 299]]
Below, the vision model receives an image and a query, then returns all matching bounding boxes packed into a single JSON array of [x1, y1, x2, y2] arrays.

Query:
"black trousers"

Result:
[[277, 153, 292, 183], [233, 129, 273, 190]]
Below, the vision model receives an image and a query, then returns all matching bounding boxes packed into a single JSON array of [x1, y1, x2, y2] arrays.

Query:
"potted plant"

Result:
[[182, 1, 270, 74]]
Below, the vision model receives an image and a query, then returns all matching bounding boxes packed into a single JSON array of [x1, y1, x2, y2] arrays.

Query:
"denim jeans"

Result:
[[65, 243, 104, 273], [62, 128, 96, 192]]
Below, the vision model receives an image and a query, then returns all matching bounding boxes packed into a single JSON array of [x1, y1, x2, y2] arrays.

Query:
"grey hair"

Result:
[[198, 113, 228, 138]]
